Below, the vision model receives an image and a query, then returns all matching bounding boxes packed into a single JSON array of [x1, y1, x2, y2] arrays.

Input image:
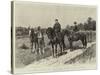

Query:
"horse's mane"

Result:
[[46, 27, 55, 39], [47, 27, 54, 34], [64, 29, 71, 36]]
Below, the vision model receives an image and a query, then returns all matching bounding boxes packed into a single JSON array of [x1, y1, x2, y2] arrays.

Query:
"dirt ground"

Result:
[[15, 35, 96, 68]]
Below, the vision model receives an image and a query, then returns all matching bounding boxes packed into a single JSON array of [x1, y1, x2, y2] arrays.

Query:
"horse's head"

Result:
[[64, 29, 71, 36], [46, 27, 55, 39]]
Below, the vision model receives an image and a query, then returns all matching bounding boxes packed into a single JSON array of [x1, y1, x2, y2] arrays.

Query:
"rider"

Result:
[[53, 19, 66, 49], [73, 21, 79, 39], [73, 21, 79, 32], [53, 19, 61, 33]]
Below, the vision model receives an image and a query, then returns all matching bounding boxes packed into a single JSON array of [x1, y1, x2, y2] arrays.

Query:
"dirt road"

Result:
[[15, 42, 96, 74]]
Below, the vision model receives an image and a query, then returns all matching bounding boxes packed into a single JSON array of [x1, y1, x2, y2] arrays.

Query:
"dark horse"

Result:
[[64, 29, 87, 50], [46, 27, 65, 57]]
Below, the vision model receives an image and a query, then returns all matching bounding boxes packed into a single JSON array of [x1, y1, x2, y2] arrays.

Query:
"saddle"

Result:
[[72, 32, 79, 40]]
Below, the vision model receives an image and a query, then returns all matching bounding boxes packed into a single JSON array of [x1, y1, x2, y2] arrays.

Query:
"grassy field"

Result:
[[15, 34, 96, 68], [15, 35, 52, 68]]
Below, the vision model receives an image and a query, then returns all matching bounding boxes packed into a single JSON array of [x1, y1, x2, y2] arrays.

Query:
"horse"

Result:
[[64, 29, 87, 51], [46, 27, 65, 57]]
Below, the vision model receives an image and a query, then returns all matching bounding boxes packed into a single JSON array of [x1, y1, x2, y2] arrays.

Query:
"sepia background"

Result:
[[13, 1, 97, 74], [0, 0, 100, 75], [15, 1, 96, 28]]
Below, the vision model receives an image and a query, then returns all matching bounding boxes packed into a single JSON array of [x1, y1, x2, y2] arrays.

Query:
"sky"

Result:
[[14, 1, 97, 28]]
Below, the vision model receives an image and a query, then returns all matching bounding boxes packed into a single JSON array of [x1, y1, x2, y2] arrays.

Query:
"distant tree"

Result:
[[92, 20, 96, 31], [87, 17, 93, 30], [86, 17, 96, 31], [84, 17, 93, 31], [87, 17, 92, 23]]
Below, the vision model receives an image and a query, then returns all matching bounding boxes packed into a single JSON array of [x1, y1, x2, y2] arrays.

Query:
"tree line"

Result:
[[16, 17, 96, 36], [66, 17, 96, 31]]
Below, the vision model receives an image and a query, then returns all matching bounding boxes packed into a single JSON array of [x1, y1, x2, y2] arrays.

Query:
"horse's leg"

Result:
[[43, 38, 45, 48], [81, 38, 86, 49], [69, 41, 73, 51], [30, 38, 32, 49], [35, 42, 38, 55], [37, 41, 39, 55], [31, 41, 33, 49], [41, 40, 45, 54], [62, 39, 66, 51], [41, 45, 44, 55], [82, 36, 87, 49], [31, 41, 33, 53], [40, 40, 43, 55], [81, 39, 84, 48], [59, 43, 62, 55], [55, 43, 58, 57], [84, 35, 87, 48], [31, 42, 32, 52], [52, 43, 54, 57], [42, 39, 45, 54]]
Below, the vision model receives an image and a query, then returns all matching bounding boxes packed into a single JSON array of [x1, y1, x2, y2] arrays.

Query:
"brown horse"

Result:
[[46, 27, 65, 57], [64, 29, 87, 51]]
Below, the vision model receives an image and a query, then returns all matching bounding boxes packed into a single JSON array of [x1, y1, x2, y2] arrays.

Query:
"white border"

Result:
[[0, 0, 100, 75]]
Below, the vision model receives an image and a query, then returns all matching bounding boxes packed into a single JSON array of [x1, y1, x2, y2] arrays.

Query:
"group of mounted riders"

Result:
[[29, 19, 87, 57]]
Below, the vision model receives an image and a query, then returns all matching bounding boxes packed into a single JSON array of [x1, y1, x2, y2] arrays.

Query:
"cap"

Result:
[[74, 21, 77, 24], [55, 19, 58, 21]]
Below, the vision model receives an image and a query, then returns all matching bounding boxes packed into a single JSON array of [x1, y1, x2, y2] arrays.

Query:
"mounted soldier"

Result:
[[71, 21, 80, 44], [52, 19, 65, 54], [73, 21, 79, 32], [53, 19, 61, 33]]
